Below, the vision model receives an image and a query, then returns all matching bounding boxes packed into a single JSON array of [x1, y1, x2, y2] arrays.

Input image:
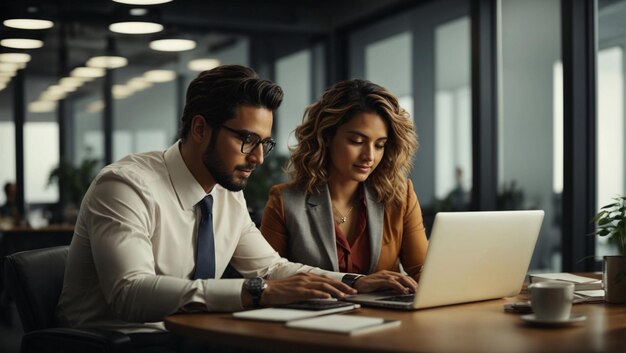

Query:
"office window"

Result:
[[75, 92, 105, 167], [596, 0, 626, 257], [275, 49, 312, 155], [499, 0, 562, 271], [434, 17, 471, 205], [365, 31, 414, 117], [0, 121, 16, 204], [348, 0, 470, 232], [24, 122, 59, 203], [113, 65, 178, 160]]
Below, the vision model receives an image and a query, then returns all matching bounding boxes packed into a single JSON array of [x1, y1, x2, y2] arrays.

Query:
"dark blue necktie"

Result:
[[194, 195, 215, 279]]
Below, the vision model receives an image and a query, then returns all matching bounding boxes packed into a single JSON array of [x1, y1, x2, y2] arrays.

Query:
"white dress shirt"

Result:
[[56, 142, 345, 333]]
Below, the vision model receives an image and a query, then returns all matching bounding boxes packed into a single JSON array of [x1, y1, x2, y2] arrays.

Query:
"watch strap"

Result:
[[341, 274, 364, 288]]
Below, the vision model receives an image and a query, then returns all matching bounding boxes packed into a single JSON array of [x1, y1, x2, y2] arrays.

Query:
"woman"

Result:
[[261, 79, 428, 281]]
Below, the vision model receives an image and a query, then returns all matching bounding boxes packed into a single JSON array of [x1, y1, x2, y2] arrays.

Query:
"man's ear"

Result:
[[190, 115, 211, 143]]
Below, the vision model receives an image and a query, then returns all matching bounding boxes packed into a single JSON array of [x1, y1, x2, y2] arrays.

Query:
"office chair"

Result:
[[3, 246, 132, 353]]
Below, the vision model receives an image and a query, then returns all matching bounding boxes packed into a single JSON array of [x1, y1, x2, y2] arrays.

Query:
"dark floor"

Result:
[[0, 302, 23, 353]]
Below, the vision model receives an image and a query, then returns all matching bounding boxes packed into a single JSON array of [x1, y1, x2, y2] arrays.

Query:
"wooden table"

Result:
[[165, 291, 626, 353]]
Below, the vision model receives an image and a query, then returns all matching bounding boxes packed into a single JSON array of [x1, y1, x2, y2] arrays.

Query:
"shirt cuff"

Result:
[[201, 279, 246, 312]]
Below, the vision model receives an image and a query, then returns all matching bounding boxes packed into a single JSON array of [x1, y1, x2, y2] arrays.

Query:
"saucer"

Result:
[[521, 314, 586, 327]]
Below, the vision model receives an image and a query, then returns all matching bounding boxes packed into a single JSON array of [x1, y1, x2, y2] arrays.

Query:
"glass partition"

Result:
[[596, 0, 626, 258], [499, 0, 562, 271]]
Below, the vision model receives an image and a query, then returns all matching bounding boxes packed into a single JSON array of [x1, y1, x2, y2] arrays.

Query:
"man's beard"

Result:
[[202, 144, 255, 192]]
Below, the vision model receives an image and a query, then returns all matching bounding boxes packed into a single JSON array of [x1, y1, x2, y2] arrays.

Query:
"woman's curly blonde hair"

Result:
[[287, 79, 418, 206]]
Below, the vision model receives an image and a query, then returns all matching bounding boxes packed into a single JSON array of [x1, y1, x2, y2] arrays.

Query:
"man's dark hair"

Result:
[[179, 65, 284, 140], [4, 182, 13, 195]]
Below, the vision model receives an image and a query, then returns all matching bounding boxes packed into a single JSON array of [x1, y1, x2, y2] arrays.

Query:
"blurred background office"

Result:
[[1, 0, 624, 351], [0, 0, 623, 277]]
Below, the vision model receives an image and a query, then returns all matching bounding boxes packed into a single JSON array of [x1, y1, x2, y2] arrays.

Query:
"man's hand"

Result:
[[258, 272, 357, 307], [353, 270, 418, 294]]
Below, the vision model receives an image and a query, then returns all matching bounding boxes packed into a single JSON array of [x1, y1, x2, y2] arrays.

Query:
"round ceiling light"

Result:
[[70, 67, 106, 79], [3, 19, 54, 30], [126, 77, 153, 91], [113, 0, 173, 4], [29, 100, 57, 113], [113, 85, 133, 99], [87, 100, 105, 113], [86, 56, 128, 69], [149, 39, 197, 52], [0, 62, 23, 72], [109, 21, 163, 34], [188, 58, 221, 72], [0, 38, 44, 49], [59, 77, 86, 90], [0, 53, 31, 64], [143, 69, 176, 82], [0, 70, 16, 78]]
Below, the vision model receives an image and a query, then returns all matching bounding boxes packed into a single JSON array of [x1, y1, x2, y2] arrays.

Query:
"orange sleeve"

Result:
[[260, 185, 288, 257], [400, 179, 429, 280]]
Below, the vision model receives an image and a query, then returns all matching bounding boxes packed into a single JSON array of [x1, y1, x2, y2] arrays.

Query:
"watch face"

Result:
[[246, 277, 266, 294]]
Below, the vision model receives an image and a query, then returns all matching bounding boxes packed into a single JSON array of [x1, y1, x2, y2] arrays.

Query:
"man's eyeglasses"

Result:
[[220, 125, 276, 157]]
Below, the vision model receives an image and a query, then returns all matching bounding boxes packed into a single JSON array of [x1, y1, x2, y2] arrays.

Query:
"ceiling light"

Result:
[[29, 101, 57, 113], [0, 53, 31, 64], [150, 38, 196, 52], [59, 77, 86, 89], [70, 67, 106, 79], [113, 85, 133, 99], [3, 19, 54, 30], [127, 77, 153, 91], [40, 90, 67, 101], [0, 38, 44, 49], [113, 0, 173, 4], [143, 69, 176, 82], [87, 100, 105, 113], [188, 58, 221, 72], [0, 71, 16, 78], [0, 62, 20, 72], [86, 56, 128, 69], [109, 21, 163, 34], [130, 8, 149, 16]]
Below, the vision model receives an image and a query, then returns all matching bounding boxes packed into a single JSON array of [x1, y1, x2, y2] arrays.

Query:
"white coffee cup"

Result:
[[529, 281, 574, 321]]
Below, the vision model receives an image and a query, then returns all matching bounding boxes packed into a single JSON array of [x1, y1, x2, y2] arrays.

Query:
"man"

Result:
[[57, 65, 415, 350], [0, 182, 20, 225]]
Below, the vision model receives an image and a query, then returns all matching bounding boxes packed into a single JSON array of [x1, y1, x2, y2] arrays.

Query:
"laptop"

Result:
[[343, 210, 544, 310]]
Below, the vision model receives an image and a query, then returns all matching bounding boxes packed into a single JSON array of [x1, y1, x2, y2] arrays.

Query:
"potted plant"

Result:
[[593, 196, 626, 304], [48, 157, 100, 224]]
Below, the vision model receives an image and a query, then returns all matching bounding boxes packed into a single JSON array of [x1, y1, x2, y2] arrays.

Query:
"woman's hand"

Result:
[[353, 270, 418, 294]]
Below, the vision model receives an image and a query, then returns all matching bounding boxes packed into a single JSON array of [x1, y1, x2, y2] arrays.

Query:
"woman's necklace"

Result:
[[332, 204, 354, 224]]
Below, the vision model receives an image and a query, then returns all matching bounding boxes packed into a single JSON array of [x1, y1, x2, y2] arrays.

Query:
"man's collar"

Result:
[[164, 141, 208, 211]]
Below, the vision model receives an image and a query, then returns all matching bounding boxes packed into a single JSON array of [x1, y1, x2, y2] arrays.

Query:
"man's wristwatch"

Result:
[[341, 274, 364, 288], [244, 277, 267, 307]]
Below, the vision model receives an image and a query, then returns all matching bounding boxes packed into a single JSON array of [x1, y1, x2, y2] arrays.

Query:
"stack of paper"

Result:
[[528, 273, 602, 291], [285, 314, 401, 335], [232, 304, 360, 322]]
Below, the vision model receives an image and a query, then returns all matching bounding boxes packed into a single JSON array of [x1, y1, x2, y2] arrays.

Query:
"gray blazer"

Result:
[[279, 183, 384, 273]]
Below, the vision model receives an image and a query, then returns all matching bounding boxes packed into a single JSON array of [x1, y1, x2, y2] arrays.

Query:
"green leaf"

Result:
[[602, 203, 619, 210]]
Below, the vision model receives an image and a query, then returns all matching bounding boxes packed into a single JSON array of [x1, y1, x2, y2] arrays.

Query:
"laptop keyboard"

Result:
[[378, 294, 415, 302]]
